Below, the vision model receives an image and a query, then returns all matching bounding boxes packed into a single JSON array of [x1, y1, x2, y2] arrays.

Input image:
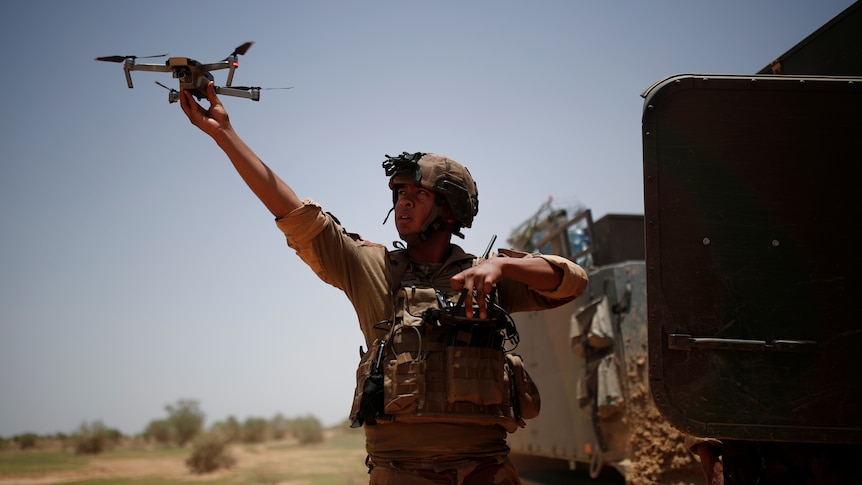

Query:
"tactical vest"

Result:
[[349, 249, 538, 433]]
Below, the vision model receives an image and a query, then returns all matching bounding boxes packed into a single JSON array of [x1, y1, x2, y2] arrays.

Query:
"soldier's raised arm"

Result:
[[180, 81, 302, 219]]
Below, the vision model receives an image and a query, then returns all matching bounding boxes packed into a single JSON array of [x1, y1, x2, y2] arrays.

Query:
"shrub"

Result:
[[165, 399, 205, 446], [144, 418, 173, 445], [290, 415, 324, 445], [270, 413, 289, 440], [185, 432, 235, 474], [242, 417, 268, 443], [75, 421, 112, 454], [14, 433, 38, 450], [210, 416, 241, 443]]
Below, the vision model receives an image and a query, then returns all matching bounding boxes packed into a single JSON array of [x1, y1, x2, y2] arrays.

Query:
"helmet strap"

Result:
[[382, 207, 394, 225], [412, 205, 442, 243], [385, 192, 461, 244]]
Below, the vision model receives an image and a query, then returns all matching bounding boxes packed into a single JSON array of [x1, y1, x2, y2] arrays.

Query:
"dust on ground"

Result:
[[621, 353, 702, 485]]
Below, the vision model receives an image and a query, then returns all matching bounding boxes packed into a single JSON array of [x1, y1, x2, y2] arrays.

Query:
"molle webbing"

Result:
[[379, 295, 517, 431], [350, 248, 520, 431]]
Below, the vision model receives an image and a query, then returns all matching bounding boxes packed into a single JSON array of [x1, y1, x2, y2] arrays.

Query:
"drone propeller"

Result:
[[154, 81, 176, 92], [229, 41, 254, 58], [94, 53, 167, 63], [225, 42, 254, 87], [155, 81, 181, 103]]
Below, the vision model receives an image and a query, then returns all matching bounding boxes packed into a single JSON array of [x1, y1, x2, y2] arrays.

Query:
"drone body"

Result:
[[96, 42, 285, 103], [167, 57, 215, 95]]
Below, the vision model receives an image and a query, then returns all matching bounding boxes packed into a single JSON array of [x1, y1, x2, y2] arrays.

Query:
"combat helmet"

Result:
[[383, 152, 479, 240]]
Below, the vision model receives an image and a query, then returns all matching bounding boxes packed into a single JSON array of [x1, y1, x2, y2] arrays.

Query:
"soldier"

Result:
[[180, 82, 589, 485]]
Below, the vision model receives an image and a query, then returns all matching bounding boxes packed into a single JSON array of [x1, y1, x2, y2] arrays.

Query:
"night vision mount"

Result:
[[95, 42, 291, 103], [382, 152, 426, 180]]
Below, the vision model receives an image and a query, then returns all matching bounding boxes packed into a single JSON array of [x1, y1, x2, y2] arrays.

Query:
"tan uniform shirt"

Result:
[[276, 199, 588, 459]]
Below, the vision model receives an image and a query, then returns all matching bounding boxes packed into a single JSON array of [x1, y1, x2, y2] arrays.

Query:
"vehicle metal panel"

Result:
[[642, 74, 862, 443]]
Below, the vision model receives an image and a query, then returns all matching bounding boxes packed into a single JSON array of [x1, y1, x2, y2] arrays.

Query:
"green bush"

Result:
[[185, 432, 235, 474], [242, 417, 268, 443], [270, 413, 289, 440], [166, 399, 205, 446], [74, 421, 117, 455], [144, 418, 173, 445], [14, 433, 38, 450], [210, 416, 241, 443], [290, 415, 324, 445]]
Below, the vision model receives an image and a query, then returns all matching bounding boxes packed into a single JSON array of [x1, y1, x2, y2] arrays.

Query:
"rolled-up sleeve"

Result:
[[532, 254, 589, 301], [495, 249, 589, 313], [276, 199, 328, 247], [275, 199, 332, 283]]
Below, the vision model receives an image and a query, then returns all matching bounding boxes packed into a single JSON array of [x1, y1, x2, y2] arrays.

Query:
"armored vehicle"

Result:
[[509, 4, 862, 484], [506, 201, 701, 483], [643, 2, 862, 483]]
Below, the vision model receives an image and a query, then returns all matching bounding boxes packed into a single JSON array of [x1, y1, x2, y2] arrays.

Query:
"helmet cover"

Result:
[[383, 152, 479, 229]]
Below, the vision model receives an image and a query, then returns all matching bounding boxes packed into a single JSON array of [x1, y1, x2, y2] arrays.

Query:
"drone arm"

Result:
[[121, 61, 172, 88], [123, 59, 134, 88], [214, 86, 260, 101], [128, 63, 172, 73], [226, 63, 236, 87], [226, 56, 238, 86]]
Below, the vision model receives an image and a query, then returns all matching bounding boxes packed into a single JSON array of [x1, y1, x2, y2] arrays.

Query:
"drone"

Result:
[[95, 42, 290, 103]]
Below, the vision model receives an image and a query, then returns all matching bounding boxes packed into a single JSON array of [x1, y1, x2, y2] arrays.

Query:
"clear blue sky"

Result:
[[1, 0, 855, 437]]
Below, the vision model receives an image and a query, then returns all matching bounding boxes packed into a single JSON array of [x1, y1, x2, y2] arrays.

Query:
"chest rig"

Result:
[[349, 249, 532, 433]]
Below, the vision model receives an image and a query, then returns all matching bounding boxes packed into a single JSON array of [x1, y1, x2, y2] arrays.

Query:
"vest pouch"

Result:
[[506, 353, 541, 420], [397, 287, 440, 327], [445, 346, 506, 405], [383, 352, 426, 415], [350, 342, 384, 427]]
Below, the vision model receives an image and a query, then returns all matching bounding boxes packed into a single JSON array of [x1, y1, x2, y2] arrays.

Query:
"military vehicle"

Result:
[[505, 201, 701, 484], [508, 3, 861, 483], [643, 2, 862, 483]]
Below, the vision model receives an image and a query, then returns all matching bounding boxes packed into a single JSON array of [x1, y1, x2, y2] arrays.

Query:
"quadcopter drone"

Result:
[[95, 42, 289, 103]]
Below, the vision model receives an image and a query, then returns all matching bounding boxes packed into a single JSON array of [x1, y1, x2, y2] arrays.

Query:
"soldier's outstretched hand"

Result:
[[180, 81, 230, 139]]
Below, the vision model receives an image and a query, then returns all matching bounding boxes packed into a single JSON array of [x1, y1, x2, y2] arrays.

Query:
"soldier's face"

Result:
[[394, 183, 437, 237]]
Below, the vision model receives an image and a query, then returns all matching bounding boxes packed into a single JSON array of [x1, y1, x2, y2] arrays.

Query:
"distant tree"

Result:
[[106, 428, 123, 443], [290, 415, 324, 445], [210, 415, 241, 443], [75, 420, 111, 454], [14, 433, 39, 450], [242, 417, 268, 443], [270, 413, 289, 440], [165, 399, 205, 446], [144, 418, 173, 445]]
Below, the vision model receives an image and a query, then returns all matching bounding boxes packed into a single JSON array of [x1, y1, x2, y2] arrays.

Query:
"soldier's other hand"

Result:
[[451, 258, 502, 319]]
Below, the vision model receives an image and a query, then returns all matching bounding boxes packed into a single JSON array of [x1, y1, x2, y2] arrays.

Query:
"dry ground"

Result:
[[0, 429, 369, 485]]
